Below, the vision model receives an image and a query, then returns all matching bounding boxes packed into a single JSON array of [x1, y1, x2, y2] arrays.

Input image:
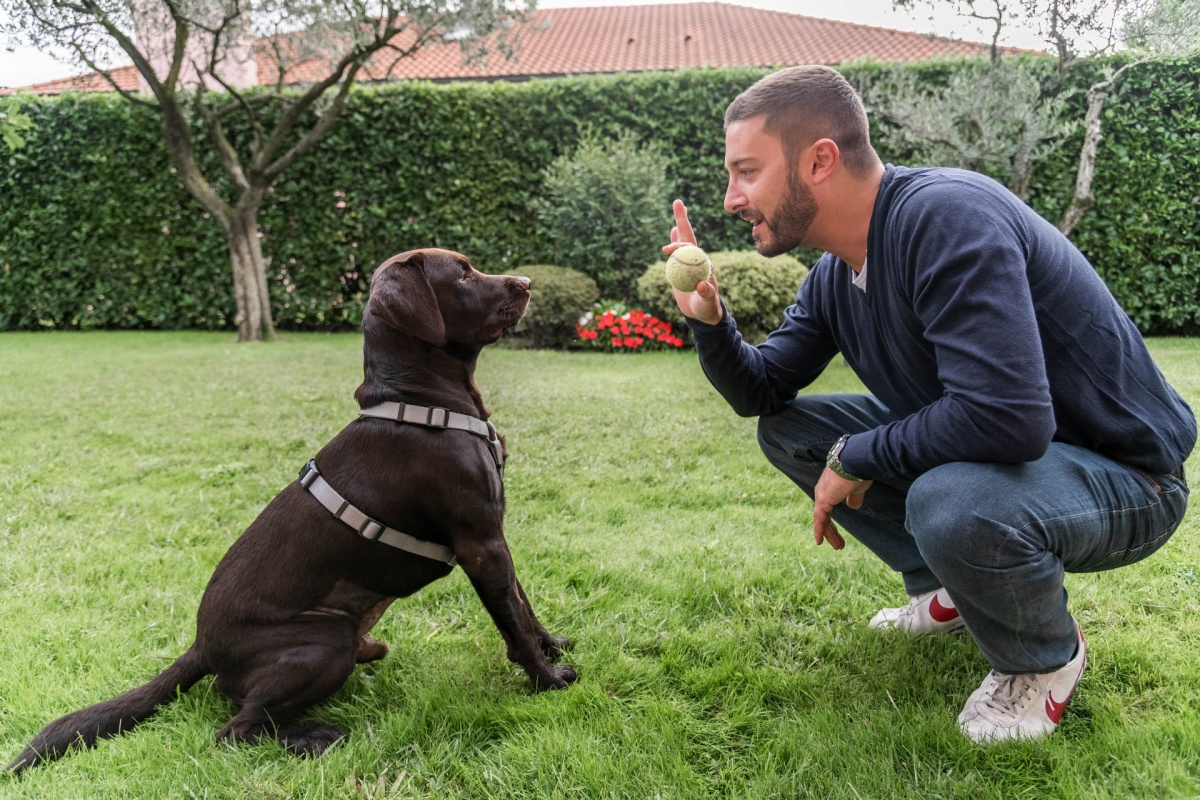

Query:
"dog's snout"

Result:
[[511, 276, 531, 292]]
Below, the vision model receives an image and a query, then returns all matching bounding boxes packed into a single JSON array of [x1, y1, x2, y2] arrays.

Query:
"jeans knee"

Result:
[[756, 413, 827, 495], [906, 466, 979, 560], [756, 413, 787, 459], [907, 463, 1035, 577], [756, 412, 821, 469]]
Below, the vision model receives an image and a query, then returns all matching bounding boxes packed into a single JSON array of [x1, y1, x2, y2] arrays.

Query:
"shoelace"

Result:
[[895, 595, 928, 625], [980, 672, 1038, 715]]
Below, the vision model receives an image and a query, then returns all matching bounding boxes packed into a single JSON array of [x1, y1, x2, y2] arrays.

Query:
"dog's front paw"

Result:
[[533, 663, 577, 691], [540, 634, 574, 662]]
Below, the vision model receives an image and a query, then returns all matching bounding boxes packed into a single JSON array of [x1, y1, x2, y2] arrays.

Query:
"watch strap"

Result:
[[826, 434, 863, 482]]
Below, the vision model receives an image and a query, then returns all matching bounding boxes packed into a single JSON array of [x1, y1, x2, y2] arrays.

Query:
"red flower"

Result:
[[576, 307, 686, 352]]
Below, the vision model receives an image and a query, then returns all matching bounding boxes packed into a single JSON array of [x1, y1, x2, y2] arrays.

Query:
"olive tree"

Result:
[[1, 0, 531, 340], [885, 0, 1200, 235], [863, 58, 1076, 201]]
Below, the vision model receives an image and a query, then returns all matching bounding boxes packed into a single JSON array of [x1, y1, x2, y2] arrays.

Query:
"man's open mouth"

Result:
[[741, 211, 765, 236]]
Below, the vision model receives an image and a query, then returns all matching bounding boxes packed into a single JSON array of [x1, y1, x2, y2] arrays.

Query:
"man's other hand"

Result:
[[811, 468, 873, 550]]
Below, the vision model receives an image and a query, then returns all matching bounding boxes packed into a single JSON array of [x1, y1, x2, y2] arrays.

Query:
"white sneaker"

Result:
[[869, 588, 966, 634], [958, 623, 1087, 743]]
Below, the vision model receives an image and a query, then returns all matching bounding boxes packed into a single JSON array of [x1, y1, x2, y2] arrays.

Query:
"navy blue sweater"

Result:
[[689, 165, 1196, 482]]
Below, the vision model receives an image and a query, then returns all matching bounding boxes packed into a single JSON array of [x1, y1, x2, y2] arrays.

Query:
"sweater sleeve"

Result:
[[838, 186, 1057, 481], [687, 259, 840, 418]]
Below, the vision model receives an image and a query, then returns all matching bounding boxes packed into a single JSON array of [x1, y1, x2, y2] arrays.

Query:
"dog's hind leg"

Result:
[[355, 636, 390, 663], [215, 630, 358, 756], [355, 598, 396, 663], [217, 706, 347, 757]]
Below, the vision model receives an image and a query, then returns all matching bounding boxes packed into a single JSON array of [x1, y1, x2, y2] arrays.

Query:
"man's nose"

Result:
[[723, 179, 744, 215]]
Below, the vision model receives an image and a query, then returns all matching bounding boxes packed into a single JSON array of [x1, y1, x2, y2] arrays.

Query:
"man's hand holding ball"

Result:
[[663, 199, 723, 326]]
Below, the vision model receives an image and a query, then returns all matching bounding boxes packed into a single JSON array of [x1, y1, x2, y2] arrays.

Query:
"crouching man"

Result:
[[666, 64, 1194, 742]]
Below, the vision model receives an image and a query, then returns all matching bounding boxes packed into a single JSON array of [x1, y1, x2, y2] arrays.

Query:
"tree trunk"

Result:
[[156, 100, 275, 341], [1059, 62, 1137, 237], [226, 200, 276, 342], [1057, 81, 1107, 237]]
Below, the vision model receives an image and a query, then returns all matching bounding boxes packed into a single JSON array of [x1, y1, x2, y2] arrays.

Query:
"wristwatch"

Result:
[[826, 434, 864, 481]]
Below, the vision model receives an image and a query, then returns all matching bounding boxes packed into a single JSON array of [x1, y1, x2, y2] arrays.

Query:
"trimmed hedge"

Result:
[[509, 264, 599, 349], [1041, 57, 1200, 335], [637, 250, 810, 344], [1, 56, 1198, 333]]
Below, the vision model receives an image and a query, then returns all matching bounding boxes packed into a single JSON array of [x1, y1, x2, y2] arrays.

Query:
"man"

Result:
[[666, 64, 1194, 743]]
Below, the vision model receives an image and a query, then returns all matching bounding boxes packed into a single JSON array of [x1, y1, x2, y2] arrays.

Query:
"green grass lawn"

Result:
[[1, 332, 1197, 799]]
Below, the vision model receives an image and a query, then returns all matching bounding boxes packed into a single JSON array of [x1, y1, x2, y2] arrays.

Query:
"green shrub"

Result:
[[532, 128, 673, 302], [637, 250, 809, 344], [510, 264, 599, 349]]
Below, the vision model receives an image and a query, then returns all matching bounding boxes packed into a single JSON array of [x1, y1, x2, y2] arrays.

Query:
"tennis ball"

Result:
[[665, 244, 712, 292]]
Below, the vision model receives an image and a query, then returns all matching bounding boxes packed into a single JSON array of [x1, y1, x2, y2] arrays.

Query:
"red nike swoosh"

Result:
[[1045, 690, 1068, 723], [929, 593, 960, 623]]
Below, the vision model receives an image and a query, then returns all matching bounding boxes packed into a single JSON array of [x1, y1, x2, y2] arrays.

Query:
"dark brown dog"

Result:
[[8, 248, 575, 773]]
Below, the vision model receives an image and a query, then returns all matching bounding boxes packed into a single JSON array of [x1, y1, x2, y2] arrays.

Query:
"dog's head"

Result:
[[364, 248, 530, 350]]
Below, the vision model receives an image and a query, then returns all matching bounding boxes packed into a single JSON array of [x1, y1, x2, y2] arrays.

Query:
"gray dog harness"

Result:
[[298, 402, 506, 567], [358, 401, 505, 471]]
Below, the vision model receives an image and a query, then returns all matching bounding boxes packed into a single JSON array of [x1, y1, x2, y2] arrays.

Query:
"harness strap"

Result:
[[359, 401, 505, 471], [299, 460, 456, 567]]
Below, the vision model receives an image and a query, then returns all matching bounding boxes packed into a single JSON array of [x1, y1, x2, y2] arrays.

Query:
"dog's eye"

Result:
[[459, 268, 471, 281]]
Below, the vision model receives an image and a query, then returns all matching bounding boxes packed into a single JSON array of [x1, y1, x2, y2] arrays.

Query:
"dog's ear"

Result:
[[367, 251, 446, 344]]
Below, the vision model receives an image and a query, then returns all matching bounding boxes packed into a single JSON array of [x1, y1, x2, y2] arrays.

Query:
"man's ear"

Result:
[[366, 251, 446, 344], [808, 138, 840, 184]]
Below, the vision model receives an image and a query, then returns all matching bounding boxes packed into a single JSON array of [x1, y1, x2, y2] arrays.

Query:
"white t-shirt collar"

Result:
[[851, 257, 868, 292]]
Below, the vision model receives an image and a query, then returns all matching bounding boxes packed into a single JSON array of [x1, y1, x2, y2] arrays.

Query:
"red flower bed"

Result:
[[576, 306, 684, 351]]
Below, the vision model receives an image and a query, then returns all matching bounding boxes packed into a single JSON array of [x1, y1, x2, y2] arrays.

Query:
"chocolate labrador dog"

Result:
[[8, 248, 575, 774]]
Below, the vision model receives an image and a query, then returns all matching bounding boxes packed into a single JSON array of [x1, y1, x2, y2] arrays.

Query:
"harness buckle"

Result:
[[299, 459, 319, 489], [427, 406, 450, 429], [358, 519, 385, 541]]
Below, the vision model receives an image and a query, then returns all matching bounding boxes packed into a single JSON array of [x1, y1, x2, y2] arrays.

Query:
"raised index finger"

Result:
[[668, 198, 696, 247]]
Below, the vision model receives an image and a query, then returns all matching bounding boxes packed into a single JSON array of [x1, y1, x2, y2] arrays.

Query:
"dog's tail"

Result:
[[7, 645, 208, 774]]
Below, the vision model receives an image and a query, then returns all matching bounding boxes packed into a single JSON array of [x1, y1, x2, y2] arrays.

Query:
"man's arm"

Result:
[[688, 280, 838, 417], [837, 183, 1057, 482], [666, 200, 838, 417]]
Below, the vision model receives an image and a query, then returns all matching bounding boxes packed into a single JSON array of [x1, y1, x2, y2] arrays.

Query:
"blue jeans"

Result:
[[757, 394, 1190, 674]]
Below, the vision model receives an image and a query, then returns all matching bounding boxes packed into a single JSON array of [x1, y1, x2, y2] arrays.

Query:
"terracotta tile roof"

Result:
[[4, 64, 140, 95], [349, 2, 999, 81], [9, 2, 1006, 95]]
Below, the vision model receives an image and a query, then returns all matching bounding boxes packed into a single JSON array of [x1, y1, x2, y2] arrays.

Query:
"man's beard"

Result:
[[753, 171, 817, 258]]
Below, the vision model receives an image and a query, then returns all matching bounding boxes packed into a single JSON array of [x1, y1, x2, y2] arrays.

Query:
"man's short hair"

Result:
[[725, 65, 878, 176]]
